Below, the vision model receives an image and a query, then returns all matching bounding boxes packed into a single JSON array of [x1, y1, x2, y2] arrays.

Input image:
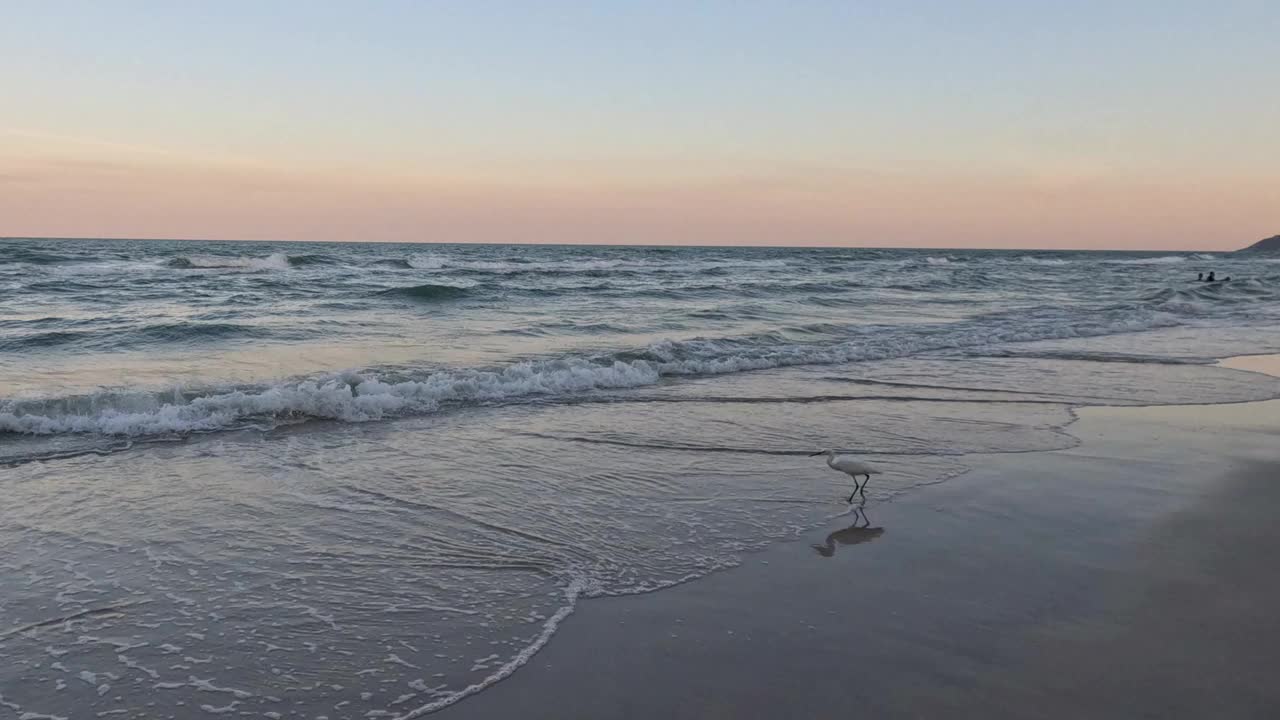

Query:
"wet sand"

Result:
[[1220, 352, 1280, 378], [437, 367, 1280, 719]]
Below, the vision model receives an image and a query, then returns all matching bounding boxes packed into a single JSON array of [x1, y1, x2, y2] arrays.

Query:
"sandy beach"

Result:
[[438, 359, 1280, 720]]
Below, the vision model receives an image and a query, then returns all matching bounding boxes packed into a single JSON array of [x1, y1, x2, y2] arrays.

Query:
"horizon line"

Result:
[[0, 235, 1252, 253]]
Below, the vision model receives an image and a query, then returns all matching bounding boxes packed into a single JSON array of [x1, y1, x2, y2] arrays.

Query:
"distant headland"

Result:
[[1239, 235, 1280, 252]]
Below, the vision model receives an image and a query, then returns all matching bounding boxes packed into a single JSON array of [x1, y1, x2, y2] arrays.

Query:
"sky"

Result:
[[1, 1, 1277, 249]]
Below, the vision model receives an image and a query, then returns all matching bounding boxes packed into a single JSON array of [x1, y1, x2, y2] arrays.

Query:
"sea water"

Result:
[[2, 239, 1278, 717]]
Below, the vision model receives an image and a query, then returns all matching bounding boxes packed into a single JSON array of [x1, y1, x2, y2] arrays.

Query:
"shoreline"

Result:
[[435, 357, 1280, 719], [2, 349, 1275, 719]]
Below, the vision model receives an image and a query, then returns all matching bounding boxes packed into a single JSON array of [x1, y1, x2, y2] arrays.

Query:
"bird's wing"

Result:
[[831, 457, 876, 474]]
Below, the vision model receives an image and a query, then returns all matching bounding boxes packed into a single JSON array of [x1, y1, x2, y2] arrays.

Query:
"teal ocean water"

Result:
[[2, 238, 1279, 717]]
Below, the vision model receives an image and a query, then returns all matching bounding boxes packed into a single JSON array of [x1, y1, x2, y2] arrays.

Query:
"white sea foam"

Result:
[[0, 310, 1184, 438], [400, 255, 789, 274], [0, 361, 660, 436], [395, 576, 591, 719], [1019, 256, 1071, 266], [406, 254, 447, 270], [51, 260, 161, 276], [173, 254, 290, 271], [1103, 255, 1188, 265]]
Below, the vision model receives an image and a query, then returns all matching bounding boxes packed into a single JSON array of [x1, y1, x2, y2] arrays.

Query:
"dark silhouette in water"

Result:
[[1198, 272, 1204, 281], [1206, 271, 1216, 282], [812, 506, 884, 557]]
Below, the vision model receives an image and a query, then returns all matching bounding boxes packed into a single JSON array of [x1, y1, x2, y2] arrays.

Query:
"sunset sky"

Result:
[[2, 1, 1277, 249]]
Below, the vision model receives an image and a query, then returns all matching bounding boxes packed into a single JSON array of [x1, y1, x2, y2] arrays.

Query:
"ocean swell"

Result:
[[167, 253, 292, 271], [1103, 255, 1190, 265], [378, 283, 473, 301], [0, 305, 1187, 438]]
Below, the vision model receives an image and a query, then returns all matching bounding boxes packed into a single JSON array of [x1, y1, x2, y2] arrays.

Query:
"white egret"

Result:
[[809, 449, 882, 503]]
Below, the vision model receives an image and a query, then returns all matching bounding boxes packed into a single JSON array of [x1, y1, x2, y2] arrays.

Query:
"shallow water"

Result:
[[2, 239, 1279, 717]]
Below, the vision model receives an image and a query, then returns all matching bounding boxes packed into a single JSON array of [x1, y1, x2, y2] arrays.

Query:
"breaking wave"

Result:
[[167, 253, 292, 271], [1019, 256, 1072, 266], [0, 306, 1189, 438], [165, 253, 337, 270], [378, 283, 474, 302], [366, 253, 792, 275], [1103, 255, 1190, 265]]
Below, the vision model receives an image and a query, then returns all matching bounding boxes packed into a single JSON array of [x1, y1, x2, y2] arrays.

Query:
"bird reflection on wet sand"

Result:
[[812, 507, 885, 557]]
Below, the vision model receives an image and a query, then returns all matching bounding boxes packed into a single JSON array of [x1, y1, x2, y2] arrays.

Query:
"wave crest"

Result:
[[1103, 255, 1189, 265], [1019, 256, 1071, 266], [378, 283, 473, 301], [167, 253, 291, 271], [0, 305, 1192, 439]]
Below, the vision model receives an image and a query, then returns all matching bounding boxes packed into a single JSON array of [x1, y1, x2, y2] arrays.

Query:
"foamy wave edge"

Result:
[[0, 311, 1184, 438], [168, 253, 291, 271], [1103, 255, 1189, 265], [392, 575, 592, 719], [394, 555, 750, 718]]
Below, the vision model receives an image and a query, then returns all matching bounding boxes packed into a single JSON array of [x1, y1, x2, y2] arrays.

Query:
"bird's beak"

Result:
[[808, 451, 823, 456]]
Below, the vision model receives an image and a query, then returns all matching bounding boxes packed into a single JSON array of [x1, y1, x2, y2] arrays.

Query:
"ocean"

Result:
[[2, 238, 1279, 717]]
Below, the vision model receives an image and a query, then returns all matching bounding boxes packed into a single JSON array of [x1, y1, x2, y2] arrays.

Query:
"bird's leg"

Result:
[[858, 474, 869, 500], [847, 487, 857, 504], [856, 507, 870, 527]]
